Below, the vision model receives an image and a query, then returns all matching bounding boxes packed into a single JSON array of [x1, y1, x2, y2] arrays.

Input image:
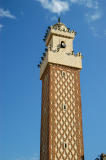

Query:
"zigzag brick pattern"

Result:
[[40, 69, 49, 160], [40, 64, 84, 160]]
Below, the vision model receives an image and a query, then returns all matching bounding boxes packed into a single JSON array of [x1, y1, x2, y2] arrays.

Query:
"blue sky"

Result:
[[0, 0, 106, 160]]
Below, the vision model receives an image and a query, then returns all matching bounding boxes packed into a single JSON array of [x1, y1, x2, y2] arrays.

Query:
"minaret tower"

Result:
[[39, 19, 84, 160]]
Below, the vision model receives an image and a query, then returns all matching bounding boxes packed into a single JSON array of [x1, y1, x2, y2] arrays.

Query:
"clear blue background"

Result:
[[0, 0, 106, 160]]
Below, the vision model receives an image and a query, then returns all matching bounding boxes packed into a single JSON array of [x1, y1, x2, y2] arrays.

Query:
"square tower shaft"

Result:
[[39, 21, 84, 160]]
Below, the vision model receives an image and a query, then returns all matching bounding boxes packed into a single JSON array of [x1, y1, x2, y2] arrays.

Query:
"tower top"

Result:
[[39, 21, 82, 79], [44, 21, 76, 47], [52, 21, 69, 32]]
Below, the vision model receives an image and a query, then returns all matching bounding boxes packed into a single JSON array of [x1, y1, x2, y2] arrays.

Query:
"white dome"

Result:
[[52, 22, 70, 32]]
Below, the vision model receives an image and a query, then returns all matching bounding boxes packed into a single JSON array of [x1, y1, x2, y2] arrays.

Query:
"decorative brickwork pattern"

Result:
[[40, 64, 84, 160], [40, 68, 50, 160]]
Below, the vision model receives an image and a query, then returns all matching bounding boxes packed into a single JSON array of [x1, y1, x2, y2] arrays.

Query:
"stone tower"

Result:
[[39, 20, 84, 160]]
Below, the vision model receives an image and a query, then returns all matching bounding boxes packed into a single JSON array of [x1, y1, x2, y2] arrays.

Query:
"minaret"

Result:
[[39, 20, 84, 160]]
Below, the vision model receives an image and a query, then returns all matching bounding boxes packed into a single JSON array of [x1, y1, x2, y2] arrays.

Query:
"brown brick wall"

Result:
[[40, 63, 84, 160]]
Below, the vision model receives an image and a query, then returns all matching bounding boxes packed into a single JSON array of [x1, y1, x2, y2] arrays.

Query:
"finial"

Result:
[[58, 17, 60, 23]]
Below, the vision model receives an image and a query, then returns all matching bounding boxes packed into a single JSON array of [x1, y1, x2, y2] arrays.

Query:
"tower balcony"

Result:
[[40, 50, 82, 79]]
